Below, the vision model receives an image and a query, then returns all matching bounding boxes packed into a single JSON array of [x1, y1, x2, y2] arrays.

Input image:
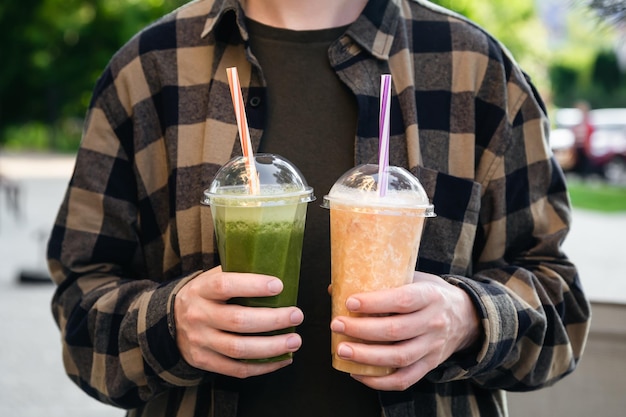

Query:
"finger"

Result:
[[208, 304, 304, 334], [196, 268, 284, 301], [339, 338, 441, 392], [335, 337, 427, 370], [206, 329, 303, 361], [345, 283, 435, 315], [351, 357, 436, 391], [186, 337, 295, 379], [331, 311, 426, 343]]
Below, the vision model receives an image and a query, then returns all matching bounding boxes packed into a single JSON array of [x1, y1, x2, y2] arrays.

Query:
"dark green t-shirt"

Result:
[[232, 19, 381, 417]]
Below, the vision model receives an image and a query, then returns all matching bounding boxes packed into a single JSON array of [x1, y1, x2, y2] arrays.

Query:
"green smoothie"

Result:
[[211, 201, 307, 362], [203, 154, 314, 363], [213, 206, 306, 309]]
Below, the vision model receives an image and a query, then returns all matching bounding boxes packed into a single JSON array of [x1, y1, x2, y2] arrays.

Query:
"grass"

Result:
[[566, 178, 626, 212]]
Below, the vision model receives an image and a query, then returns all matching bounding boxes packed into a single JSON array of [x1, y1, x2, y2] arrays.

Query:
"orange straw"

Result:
[[226, 67, 259, 194]]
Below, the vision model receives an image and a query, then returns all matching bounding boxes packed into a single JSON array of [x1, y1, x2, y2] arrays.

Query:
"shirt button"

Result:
[[249, 96, 262, 107]]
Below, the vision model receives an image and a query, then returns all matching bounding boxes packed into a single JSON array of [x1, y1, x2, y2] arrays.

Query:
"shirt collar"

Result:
[[201, 0, 248, 40], [199, 0, 400, 60], [345, 0, 400, 60]]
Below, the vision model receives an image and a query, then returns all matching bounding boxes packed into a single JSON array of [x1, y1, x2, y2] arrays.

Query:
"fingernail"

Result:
[[267, 279, 283, 294], [330, 319, 345, 333], [338, 344, 353, 359], [346, 297, 360, 311], [286, 335, 301, 350], [290, 309, 304, 325]]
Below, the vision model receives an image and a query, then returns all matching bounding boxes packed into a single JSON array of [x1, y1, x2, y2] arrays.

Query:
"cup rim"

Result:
[[321, 195, 435, 217], [203, 186, 315, 207]]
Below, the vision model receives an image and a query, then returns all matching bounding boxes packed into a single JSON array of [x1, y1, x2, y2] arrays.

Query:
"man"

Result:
[[48, 1, 591, 416]]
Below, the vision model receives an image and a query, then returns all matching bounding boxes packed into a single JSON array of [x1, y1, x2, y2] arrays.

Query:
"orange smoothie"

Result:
[[330, 203, 426, 376]]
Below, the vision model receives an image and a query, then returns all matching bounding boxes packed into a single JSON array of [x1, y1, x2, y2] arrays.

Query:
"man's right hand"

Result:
[[174, 266, 304, 378]]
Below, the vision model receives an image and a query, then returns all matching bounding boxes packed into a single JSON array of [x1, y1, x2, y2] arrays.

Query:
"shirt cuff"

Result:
[[137, 271, 208, 387], [426, 274, 519, 382]]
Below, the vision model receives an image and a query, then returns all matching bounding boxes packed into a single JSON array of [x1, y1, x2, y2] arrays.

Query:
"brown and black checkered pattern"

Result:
[[48, 1, 590, 416]]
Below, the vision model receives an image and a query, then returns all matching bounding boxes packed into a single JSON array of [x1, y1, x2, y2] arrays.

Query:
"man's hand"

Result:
[[174, 266, 304, 378], [330, 271, 481, 391]]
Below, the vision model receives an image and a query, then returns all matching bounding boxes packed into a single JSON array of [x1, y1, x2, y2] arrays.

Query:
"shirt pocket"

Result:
[[414, 166, 482, 277]]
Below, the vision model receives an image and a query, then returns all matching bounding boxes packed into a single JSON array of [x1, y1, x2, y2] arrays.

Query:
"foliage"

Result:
[[2, 119, 84, 153], [0, 0, 188, 150], [545, 3, 626, 109]]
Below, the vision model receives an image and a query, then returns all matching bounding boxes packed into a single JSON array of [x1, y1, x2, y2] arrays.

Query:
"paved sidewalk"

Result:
[[0, 152, 624, 417], [0, 153, 121, 417], [562, 208, 626, 304]]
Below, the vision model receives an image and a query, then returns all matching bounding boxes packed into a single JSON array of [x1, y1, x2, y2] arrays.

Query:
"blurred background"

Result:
[[0, 1, 625, 416]]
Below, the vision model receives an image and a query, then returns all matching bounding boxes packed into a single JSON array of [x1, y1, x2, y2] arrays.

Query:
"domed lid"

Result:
[[203, 153, 315, 206], [322, 164, 435, 216]]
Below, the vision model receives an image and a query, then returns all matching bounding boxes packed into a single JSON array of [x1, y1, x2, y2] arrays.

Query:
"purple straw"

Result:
[[378, 74, 391, 197]]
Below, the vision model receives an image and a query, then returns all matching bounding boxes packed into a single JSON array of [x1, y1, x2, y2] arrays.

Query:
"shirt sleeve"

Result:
[[47, 65, 208, 409], [426, 69, 591, 390]]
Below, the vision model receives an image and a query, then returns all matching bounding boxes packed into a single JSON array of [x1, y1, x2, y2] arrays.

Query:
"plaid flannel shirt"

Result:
[[48, 0, 591, 416]]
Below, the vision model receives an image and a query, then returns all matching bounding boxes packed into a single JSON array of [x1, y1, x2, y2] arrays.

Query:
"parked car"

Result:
[[550, 107, 626, 185]]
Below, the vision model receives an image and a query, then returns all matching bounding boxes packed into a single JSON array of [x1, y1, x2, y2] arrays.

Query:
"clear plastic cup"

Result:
[[322, 164, 435, 375], [202, 153, 315, 362]]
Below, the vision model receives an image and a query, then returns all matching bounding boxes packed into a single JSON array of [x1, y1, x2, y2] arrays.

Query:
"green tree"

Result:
[[0, 0, 187, 150], [545, 3, 625, 108], [592, 49, 623, 92]]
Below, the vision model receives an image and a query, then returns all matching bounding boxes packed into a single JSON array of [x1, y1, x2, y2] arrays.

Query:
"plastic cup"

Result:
[[322, 164, 435, 375], [202, 153, 315, 362]]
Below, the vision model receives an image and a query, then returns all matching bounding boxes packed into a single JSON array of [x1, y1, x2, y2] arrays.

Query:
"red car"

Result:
[[550, 108, 626, 185]]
